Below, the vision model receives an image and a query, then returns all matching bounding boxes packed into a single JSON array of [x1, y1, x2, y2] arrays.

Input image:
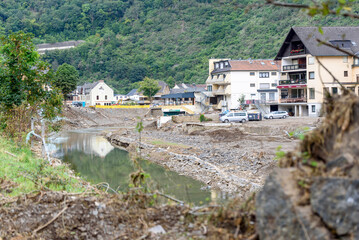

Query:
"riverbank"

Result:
[[0, 136, 88, 197], [105, 117, 320, 197], [0, 135, 256, 239], [63, 106, 320, 196]]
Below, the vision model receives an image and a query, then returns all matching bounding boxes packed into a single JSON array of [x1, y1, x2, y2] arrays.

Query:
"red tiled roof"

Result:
[[229, 60, 281, 71]]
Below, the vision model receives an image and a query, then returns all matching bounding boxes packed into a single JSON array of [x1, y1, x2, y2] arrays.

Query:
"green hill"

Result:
[[1, 0, 358, 94]]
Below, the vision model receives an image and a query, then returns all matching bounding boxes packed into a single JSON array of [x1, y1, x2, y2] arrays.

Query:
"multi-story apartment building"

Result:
[[206, 59, 281, 112], [275, 27, 359, 117]]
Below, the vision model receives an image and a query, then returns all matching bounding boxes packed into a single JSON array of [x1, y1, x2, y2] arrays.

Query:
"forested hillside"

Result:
[[1, 0, 359, 94]]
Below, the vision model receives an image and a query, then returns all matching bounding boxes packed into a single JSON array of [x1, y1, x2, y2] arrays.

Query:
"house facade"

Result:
[[275, 27, 359, 117], [74, 80, 114, 106], [206, 59, 281, 112]]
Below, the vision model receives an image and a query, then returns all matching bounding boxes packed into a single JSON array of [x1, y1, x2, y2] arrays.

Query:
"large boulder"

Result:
[[256, 93, 359, 239], [311, 178, 359, 237], [256, 169, 331, 240]]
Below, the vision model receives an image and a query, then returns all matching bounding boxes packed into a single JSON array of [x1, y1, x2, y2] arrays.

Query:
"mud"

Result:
[[0, 191, 255, 240]]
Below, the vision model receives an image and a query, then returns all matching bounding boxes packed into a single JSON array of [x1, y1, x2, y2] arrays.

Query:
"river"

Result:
[[49, 128, 228, 205]]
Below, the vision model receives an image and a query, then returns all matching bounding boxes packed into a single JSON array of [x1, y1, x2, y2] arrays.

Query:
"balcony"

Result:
[[279, 79, 307, 85], [206, 76, 230, 85], [213, 90, 229, 96], [282, 64, 306, 71], [289, 49, 305, 56], [280, 97, 307, 103]]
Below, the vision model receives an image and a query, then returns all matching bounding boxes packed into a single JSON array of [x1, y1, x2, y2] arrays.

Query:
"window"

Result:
[[207, 85, 212, 92], [344, 71, 348, 77], [259, 72, 269, 78], [271, 83, 277, 87], [309, 88, 315, 99], [332, 87, 338, 95], [260, 83, 270, 89], [309, 72, 315, 79], [223, 74, 226, 79], [250, 83, 255, 87], [250, 72, 255, 76], [105, 95, 107, 100], [211, 74, 214, 79], [281, 73, 286, 76], [224, 62, 229, 67], [355, 58, 359, 65], [260, 93, 266, 101], [250, 94, 256, 98], [96, 95, 99, 100], [312, 105, 316, 113], [271, 72, 277, 76], [308, 57, 315, 65], [215, 63, 219, 69], [269, 93, 275, 100], [343, 56, 348, 63], [220, 62, 224, 69], [357, 75, 359, 83]]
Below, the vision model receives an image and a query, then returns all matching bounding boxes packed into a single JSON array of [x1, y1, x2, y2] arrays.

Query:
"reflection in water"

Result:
[[50, 129, 228, 205]]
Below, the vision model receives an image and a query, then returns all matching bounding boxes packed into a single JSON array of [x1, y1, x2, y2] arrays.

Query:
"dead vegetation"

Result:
[[0, 187, 258, 239]]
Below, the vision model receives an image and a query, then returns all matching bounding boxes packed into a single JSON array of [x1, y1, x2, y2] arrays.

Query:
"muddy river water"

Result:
[[49, 128, 228, 205]]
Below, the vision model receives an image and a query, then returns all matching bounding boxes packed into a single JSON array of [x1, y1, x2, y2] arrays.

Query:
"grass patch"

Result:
[[0, 136, 87, 197]]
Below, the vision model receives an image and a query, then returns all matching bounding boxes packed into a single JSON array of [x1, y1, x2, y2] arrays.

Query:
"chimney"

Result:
[[99, 80, 104, 83]]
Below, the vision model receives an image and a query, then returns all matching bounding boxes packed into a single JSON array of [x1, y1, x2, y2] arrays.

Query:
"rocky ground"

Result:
[[105, 112, 320, 197], [2, 98, 356, 239]]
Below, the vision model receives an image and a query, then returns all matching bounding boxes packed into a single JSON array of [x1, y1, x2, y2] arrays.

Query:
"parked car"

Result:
[[264, 111, 289, 119], [219, 110, 229, 117], [220, 111, 248, 123], [248, 112, 262, 121]]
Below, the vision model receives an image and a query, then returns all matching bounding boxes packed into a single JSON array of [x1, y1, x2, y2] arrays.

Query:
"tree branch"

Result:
[[266, 0, 359, 19]]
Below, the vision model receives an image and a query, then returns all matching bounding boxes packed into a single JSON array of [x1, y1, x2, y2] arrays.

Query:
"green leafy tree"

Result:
[[54, 63, 79, 97], [0, 31, 62, 138], [138, 77, 161, 103]]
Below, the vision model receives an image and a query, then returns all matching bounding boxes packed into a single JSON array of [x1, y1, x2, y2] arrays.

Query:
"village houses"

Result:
[[73, 80, 114, 106], [205, 59, 281, 113], [275, 26, 359, 117], [69, 27, 359, 117], [205, 26, 359, 117]]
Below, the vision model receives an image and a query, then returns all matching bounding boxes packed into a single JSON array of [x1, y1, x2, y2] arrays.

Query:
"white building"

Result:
[[74, 80, 114, 106], [114, 94, 129, 103], [206, 59, 281, 112]]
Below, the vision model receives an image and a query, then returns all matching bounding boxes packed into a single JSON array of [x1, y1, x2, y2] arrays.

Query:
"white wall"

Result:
[[230, 71, 279, 109], [90, 82, 114, 106]]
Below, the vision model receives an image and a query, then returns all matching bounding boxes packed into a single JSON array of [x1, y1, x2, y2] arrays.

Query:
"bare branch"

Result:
[[266, 0, 359, 19], [265, 0, 309, 9], [316, 57, 346, 91], [316, 38, 356, 57]]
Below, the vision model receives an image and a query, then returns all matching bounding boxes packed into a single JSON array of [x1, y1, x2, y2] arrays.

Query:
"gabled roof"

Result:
[[126, 89, 139, 96], [77, 81, 100, 94], [157, 80, 168, 93], [275, 27, 359, 59], [229, 59, 281, 71], [170, 83, 206, 94]]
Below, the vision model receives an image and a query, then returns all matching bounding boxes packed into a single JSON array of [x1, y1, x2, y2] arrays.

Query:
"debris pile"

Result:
[[256, 92, 359, 239]]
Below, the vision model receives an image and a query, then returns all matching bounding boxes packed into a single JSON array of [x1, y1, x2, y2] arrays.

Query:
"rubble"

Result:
[[256, 92, 359, 239]]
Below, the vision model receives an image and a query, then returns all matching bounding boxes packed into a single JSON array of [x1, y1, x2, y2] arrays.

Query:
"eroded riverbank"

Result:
[[64, 107, 320, 196], [105, 117, 320, 197]]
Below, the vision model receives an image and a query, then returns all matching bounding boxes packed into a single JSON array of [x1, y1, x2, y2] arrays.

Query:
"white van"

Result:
[[220, 111, 248, 123]]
